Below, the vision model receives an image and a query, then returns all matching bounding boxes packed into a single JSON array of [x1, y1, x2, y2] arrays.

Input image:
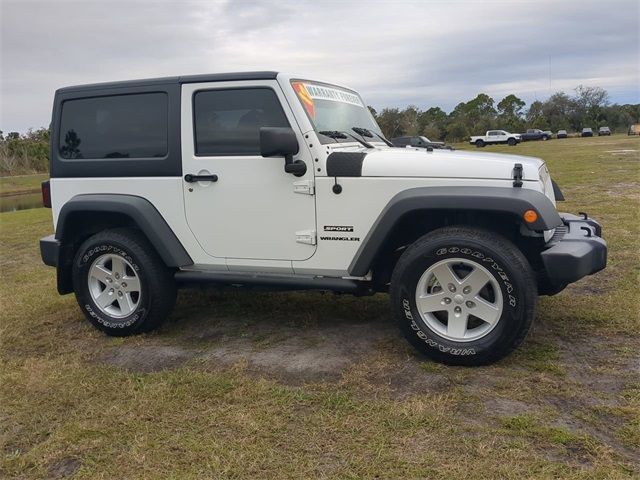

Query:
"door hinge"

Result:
[[296, 229, 316, 245], [293, 179, 315, 195]]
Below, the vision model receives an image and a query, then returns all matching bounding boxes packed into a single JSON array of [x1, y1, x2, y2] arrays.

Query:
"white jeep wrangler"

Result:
[[40, 72, 607, 365]]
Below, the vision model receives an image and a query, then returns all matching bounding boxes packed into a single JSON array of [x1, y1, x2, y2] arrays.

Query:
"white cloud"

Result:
[[1, 0, 638, 132]]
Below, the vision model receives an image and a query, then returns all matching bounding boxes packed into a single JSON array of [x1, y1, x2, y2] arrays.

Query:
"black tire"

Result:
[[475, 140, 485, 148], [72, 228, 176, 336], [507, 137, 517, 146], [389, 227, 537, 366], [542, 135, 548, 141]]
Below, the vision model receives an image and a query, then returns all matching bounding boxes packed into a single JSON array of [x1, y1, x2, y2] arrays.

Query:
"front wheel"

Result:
[[507, 137, 517, 146], [390, 227, 537, 366], [475, 140, 485, 148], [72, 228, 176, 336]]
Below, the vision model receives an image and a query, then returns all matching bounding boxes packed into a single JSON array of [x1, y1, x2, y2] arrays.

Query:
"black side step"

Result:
[[175, 270, 365, 293]]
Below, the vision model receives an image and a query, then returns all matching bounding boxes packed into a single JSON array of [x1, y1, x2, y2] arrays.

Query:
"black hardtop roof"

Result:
[[56, 71, 279, 94]]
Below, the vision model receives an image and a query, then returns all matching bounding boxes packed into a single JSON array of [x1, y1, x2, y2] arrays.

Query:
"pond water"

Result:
[[0, 193, 43, 213]]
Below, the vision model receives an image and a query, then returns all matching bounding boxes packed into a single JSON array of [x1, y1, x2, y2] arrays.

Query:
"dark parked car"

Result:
[[557, 130, 568, 139], [391, 135, 454, 150], [520, 129, 551, 141], [581, 128, 594, 137], [598, 126, 611, 136]]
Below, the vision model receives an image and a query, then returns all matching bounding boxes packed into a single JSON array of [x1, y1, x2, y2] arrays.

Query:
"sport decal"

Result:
[[323, 225, 354, 232]]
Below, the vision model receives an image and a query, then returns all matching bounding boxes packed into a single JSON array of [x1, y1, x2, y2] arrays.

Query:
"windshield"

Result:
[[291, 80, 382, 144]]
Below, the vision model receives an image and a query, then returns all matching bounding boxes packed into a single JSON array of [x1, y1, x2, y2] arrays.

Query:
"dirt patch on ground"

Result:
[[96, 293, 400, 383], [199, 320, 392, 383], [484, 397, 537, 417], [97, 345, 199, 373], [47, 457, 81, 478]]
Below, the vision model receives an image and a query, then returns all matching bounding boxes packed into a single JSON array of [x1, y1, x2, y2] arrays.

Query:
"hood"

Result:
[[358, 146, 544, 181]]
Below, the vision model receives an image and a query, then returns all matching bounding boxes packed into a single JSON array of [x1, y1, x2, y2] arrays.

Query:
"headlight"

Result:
[[538, 164, 555, 204]]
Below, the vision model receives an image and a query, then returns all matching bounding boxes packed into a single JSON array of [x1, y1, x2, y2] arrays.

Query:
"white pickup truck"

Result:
[[470, 130, 522, 147]]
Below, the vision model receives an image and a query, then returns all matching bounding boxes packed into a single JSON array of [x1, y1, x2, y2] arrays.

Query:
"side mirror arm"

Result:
[[283, 153, 307, 177]]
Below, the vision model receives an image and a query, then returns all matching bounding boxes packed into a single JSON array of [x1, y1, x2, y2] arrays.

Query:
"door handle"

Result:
[[184, 174, 218, 183]]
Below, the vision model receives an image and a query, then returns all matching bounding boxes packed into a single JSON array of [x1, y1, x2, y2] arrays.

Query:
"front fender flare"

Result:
[[348, 186, 562, 276]]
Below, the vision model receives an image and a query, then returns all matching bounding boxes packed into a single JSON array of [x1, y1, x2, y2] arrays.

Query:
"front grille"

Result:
[[549, 225, 568, 244]]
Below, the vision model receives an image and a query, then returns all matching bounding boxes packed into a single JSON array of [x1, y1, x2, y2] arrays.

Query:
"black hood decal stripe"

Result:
[[326, 152, 367, 177]]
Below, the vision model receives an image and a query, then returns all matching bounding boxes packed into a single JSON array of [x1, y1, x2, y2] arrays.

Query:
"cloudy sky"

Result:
[[1, 0, 638, 132]]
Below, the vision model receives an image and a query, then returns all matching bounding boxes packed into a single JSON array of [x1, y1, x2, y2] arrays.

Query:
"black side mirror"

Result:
[[260, 127, 306, 177]]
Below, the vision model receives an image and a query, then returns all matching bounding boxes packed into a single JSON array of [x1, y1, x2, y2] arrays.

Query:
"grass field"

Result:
[[1, 135, 639, 479], [0, 174, 47, 197]]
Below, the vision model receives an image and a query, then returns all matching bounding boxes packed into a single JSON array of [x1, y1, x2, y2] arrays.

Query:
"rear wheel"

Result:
[[475, 140, 485, 148], [390, 227, 537, 365], [72, 228, 176, 336]]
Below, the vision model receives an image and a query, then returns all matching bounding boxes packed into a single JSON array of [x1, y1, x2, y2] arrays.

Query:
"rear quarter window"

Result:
[[58, 93, 168, 159]]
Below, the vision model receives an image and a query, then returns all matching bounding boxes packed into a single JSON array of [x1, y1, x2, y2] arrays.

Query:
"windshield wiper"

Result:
[[352, 127, 395, 147], [319, 130, 348, 140], [319, 130, 374, 148]]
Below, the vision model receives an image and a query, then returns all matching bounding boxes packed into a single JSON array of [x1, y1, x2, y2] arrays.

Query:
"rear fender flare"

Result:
[[55, 194, 193, 268]]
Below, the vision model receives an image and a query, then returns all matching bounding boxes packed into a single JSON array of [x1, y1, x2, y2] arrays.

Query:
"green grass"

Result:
[[1, 135, 639, 478], [0, 173, 48, 196]]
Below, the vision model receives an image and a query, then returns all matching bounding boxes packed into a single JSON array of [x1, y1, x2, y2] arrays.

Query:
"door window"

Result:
[[193, 88, 290, 156]]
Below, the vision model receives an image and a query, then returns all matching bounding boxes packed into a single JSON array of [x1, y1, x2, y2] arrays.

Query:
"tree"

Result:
[[400, 105, 420, 136], [541, 92, 575, 131], [418, 107, 448, 140], [497, 94, 525, 118], [375, 108, 405, 138], [574, 85, 609, 128], [526, 100, 547, 129], [497, 94, 526, 132], [450, 94, 497, 136]]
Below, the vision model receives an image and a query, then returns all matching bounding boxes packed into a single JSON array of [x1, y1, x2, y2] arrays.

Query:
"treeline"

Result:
[[370, 85, 640, 142], [0, 128, 50, 175]]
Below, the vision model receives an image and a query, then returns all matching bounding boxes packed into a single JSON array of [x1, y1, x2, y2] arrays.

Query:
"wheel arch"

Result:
[[54, 194, 192, 293], [349, 186, 562, 279]]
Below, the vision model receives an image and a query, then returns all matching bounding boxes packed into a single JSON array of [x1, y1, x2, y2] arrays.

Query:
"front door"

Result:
[[181, 80, 317, 262]]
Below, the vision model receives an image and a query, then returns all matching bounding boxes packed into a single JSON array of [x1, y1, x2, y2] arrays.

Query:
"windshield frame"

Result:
[[289, 78, 382, 145]]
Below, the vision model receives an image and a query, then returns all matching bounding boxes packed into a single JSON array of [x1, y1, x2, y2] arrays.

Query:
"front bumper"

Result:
[[540, 213, 607, 285]]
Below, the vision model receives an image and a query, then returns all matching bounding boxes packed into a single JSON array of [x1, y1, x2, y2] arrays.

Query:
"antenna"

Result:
[[548, 55, 551, 95]]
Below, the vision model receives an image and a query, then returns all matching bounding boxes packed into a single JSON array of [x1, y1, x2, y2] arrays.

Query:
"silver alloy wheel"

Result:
[[414, 257, 503, 342], [88, 254, 141, 318]]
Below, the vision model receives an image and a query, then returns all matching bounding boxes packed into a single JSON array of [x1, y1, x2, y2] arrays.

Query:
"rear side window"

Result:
[[59, 93, 168, 159], [193, 88, 289, 156]]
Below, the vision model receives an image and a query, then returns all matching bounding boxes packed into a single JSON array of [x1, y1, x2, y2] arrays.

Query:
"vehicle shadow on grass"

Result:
[[99, 289, 408, 382], [93, 286, 634, 393]]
